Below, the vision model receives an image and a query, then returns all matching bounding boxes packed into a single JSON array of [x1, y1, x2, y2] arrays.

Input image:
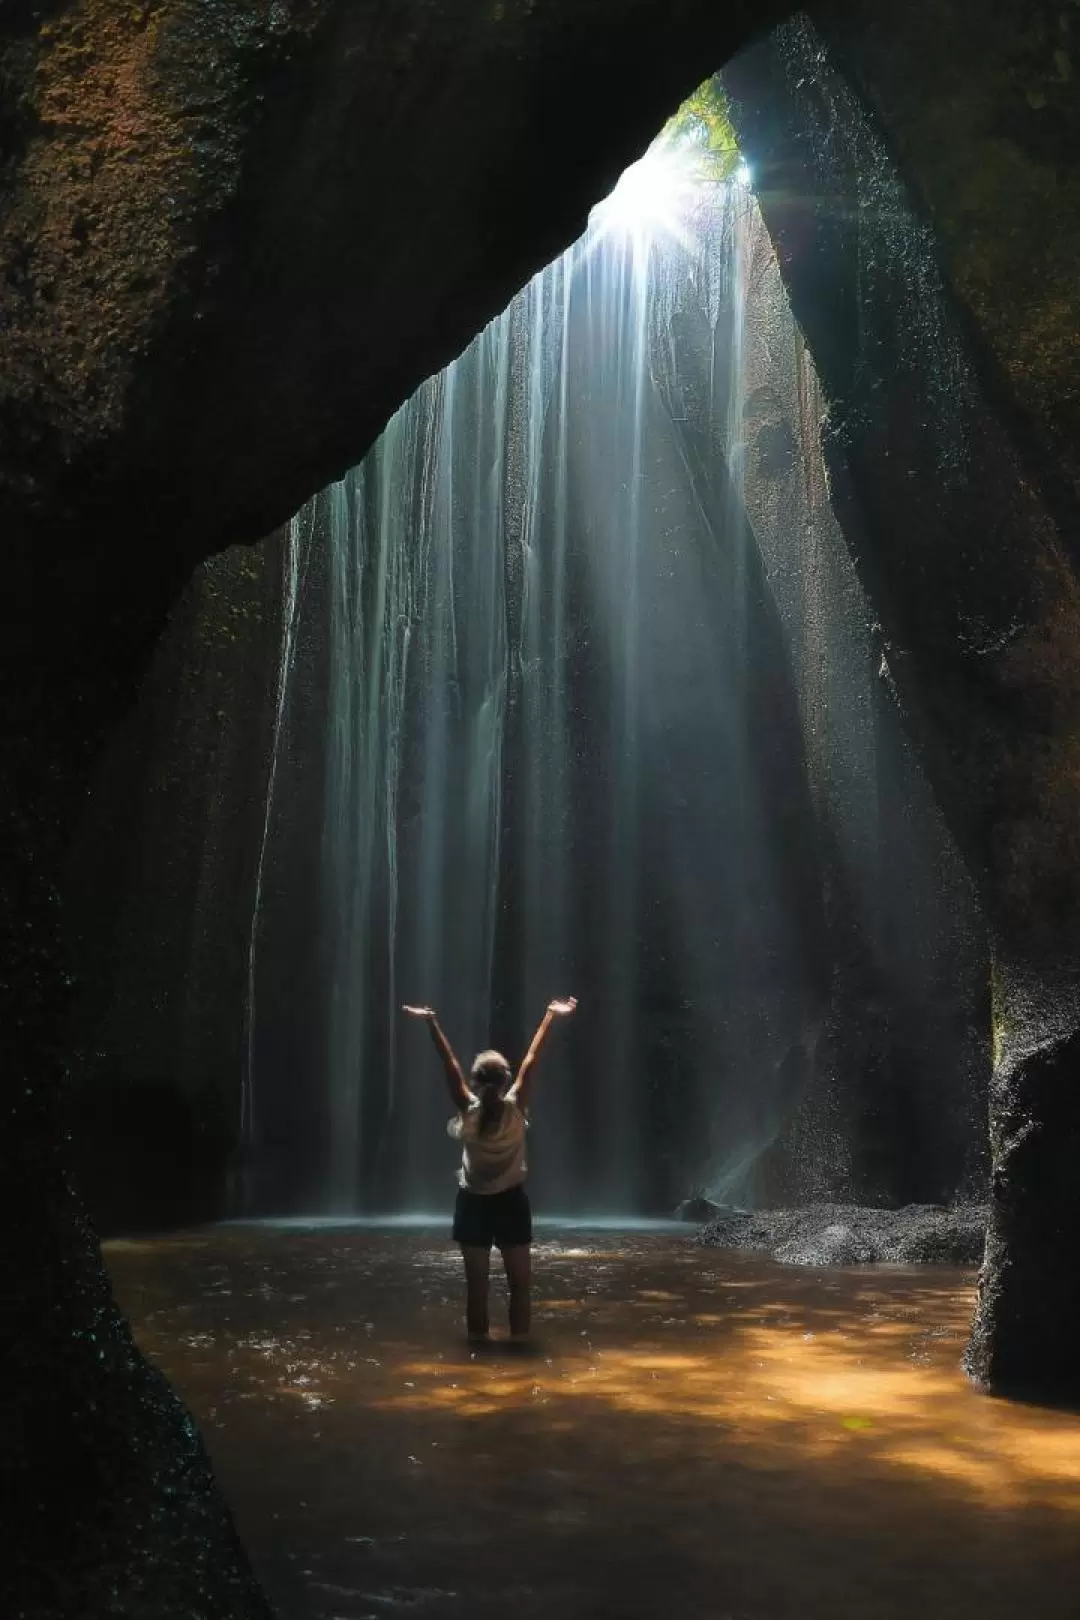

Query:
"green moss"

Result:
[[663, 78, 741, 180]]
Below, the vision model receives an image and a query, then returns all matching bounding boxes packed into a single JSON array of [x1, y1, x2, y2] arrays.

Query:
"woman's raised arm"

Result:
[[508, 997, 577, 1111], [402, 1006, 473, 1110]]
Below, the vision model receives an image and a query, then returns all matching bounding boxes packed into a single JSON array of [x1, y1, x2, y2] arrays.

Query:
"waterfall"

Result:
[[68, 101, 989, 1224], [283, 147, 823, 1218], [241, 507, 315, 1207], [321, 343, 513, 1210]]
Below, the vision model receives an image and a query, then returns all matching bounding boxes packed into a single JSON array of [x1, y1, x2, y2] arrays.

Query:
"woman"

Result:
[[402, 998, 577, 1343]]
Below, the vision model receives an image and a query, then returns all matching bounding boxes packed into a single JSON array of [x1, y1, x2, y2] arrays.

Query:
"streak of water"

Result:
[[241, 508, 315, 1207], [254, 142, 822, 1215]]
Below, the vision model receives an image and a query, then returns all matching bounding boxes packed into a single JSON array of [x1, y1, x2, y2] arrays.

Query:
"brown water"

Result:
[[103, 1226, 1080, 1620]]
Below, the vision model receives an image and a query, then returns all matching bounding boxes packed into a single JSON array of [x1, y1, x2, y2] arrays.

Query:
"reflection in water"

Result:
[[105, 1230, 1080, 1620]]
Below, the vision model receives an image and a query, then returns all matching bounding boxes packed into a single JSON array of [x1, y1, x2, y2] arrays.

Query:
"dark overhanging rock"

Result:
[[0, 0, 793, 564], [723, 14, 1080, 1402]]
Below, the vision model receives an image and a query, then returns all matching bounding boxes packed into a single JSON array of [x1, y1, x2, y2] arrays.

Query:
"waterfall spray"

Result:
[[247, 126, 824, 1214]]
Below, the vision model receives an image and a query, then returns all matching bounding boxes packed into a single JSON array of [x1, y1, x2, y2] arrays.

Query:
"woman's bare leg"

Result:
[[461, 1245, 491, 1340], [500, 1244, 532, 1339]]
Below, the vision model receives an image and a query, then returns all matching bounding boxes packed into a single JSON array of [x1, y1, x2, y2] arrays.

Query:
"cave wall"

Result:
[[725, 209, 990, 1206], [65, 508, 342, 1234], [817, 0, 1080, 508], [645, 189, 990, 1208], [0, 0, 792, 562], [64, 536, 289, 1232], [724, 13, 1080, 1398]]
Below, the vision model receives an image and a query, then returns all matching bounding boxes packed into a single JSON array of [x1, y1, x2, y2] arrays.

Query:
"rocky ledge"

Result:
[[693, 1203, 988, 1267]]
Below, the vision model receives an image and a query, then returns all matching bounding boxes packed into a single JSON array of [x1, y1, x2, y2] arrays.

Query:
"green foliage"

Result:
[[662, 78, 741, 180]]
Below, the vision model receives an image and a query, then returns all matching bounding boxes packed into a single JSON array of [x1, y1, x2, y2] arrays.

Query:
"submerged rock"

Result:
[[697, 1203, 987, 1267], [775, 1222, 877, 1268], [674, 1196, 743, 1223]]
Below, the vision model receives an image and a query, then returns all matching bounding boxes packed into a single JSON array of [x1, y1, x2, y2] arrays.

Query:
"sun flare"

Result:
[[588, 137, 710, 255]]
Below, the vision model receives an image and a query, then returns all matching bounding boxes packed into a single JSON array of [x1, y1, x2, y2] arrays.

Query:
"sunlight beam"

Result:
[[588, 138, 707, 255]]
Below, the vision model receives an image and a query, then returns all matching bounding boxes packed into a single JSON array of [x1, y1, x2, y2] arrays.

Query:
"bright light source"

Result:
[[589, 140, 703, 255], [734, 162, 754, 189]]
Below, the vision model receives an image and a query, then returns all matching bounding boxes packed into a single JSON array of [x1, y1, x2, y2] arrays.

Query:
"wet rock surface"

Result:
[[818, 0, 1080, 505], [675, 1195, 734, 1223], [6, 1216, 273, 1620], [724, 13, 1080, 1399], [966, 1021, 1080, 1401], [697, 1203, 988, 1267], [0, 0, 785, 560]]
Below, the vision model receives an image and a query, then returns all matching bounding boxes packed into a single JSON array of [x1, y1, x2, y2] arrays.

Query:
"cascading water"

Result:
[[317, 351, 512, 1211], [66, 85, 989, 1232], [240, 506, 316, 1209], [295, 129, 824, 1215]]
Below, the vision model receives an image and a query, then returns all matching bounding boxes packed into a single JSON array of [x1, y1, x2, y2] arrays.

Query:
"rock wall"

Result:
[[725, 13, 1080, 1399], [0, 0, 791, 562], [726, 209, 989, 1206], [819, 0, 1080, 507], [65, 537, 287, 1231]]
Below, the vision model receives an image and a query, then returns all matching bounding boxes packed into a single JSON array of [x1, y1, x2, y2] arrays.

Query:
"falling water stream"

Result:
[[64, 72, 987, 1239], [241, 506, 316, 1208], [241, 141, 827, 1219]]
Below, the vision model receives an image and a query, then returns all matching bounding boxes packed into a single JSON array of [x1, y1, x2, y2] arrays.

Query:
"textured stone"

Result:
[[697, 1202, 988, 1267], [818, 0, 1080, 505], [0, 0, 790, 559], [724, 14, 1080, 1398]]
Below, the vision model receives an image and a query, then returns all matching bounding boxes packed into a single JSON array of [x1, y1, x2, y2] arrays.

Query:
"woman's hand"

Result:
[[510, 997, 577, 1106], [404, 1005, 470, 1107]]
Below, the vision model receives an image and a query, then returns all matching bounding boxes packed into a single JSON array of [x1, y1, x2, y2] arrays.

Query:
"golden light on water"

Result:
[[105, 1229, 1080, 1620], [369, 1303, 1080, 1509]]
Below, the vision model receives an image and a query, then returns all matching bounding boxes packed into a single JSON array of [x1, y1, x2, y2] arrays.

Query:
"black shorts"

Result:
[[453, 1183, 532, 1250]]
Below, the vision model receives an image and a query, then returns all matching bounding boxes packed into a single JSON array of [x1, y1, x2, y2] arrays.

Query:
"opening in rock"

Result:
[[71, 76, 989, 1234]]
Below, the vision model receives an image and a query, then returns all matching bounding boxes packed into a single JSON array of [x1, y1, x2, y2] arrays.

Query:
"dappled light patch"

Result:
[[370, 1305, 1078, 1507], [105, 1227, 1080, 1620]]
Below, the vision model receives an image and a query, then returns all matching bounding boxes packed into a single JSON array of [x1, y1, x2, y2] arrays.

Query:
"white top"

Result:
[[448, 1098, 528, 1194]]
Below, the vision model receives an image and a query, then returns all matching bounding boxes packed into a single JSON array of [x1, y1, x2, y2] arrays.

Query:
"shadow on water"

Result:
[[104, 1227, 1080, 1620]]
